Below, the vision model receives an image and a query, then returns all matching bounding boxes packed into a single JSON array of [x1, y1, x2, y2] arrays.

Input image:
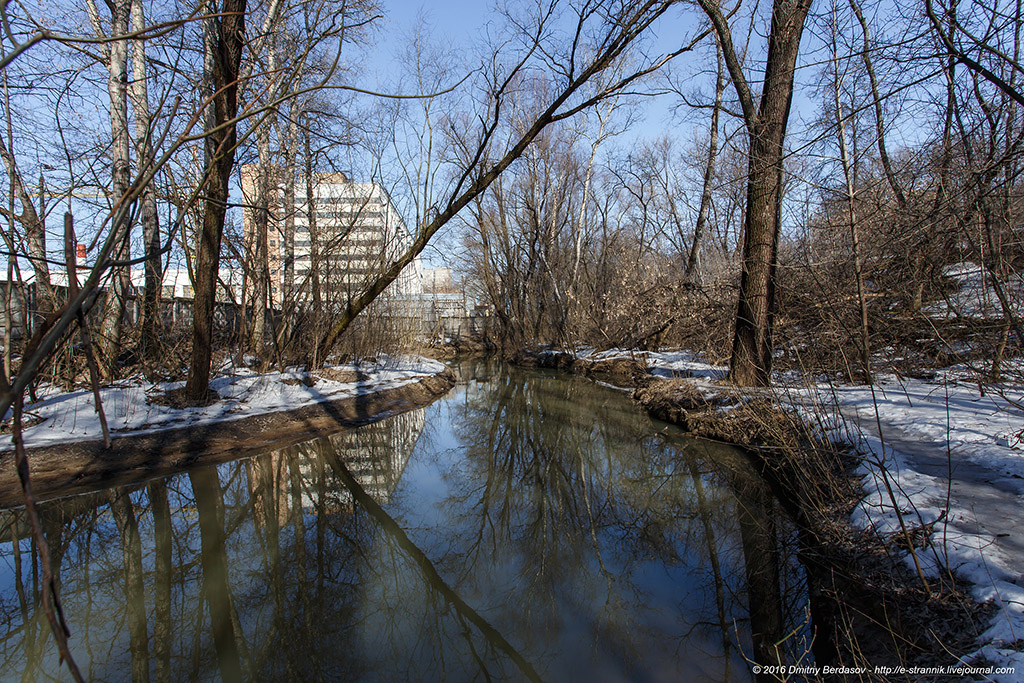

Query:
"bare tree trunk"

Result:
[[687, 38, 725, 282], [700, 0, 813, 387], [303, 121, 321, 316], [185, 0, 247, 401], [89, 0, 133, 379], [130, 0, 163, 360], [282, 142, 296, 320], [832, 17, 873, 385], [249, 142, 271, 355]]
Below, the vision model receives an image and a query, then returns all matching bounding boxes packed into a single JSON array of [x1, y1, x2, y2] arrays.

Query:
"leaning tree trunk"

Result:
[[687, 37, 725, 282], [185, 0, 247, 401]]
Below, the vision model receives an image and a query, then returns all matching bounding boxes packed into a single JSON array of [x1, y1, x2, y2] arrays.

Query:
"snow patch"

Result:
[[584, 348, 727, 381], [3, 356, 447, 451], [926, 262, 1024, 320]]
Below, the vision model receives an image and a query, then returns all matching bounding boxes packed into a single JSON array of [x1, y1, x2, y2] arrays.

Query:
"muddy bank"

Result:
[[0, 368, 456, 508]]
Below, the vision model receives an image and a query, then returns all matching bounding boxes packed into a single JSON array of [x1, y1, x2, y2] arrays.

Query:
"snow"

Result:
[[2, 356, 447, 451], [925, 262, 1024, 320], [793, 370, 1024, 679], [585, 348, 728, 380], [825, 370, 1024, 476]]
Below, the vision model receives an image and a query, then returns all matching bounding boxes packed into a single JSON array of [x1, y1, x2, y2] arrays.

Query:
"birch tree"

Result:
[[85, 0, 132, 378], [129, 0, 163, 358]]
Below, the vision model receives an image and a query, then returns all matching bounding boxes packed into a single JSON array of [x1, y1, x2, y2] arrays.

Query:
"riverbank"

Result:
[[0, 358, 455, 507], [514, 347, 1023, 679]]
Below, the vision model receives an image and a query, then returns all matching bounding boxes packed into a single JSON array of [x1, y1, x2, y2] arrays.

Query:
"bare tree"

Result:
[[698, 0, 814, 386], [829, 0, 872, 383], [688, 37, 726, 282], [317, 0, 693, 357], [129, 0, 164, 359], [184, 0, 247, 401], [85, 0, 133, 378]]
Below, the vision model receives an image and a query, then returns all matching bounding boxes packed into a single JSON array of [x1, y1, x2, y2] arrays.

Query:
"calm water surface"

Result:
[[0, 361, 809, 681]]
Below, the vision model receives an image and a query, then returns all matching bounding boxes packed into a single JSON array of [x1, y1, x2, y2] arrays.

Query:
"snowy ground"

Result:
[[2, 356, 447, 451], [787, 369, 1024, 680], [925, 262, 1024, 320]]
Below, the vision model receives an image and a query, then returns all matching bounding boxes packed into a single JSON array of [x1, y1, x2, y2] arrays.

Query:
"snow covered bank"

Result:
[[0, 357, 455, 507], [926, 262, 1024, 320], [586, 348, 728, 380], [802, 370, 1024, 679], [3, 356, 448, 452], [528, 346, 727, 381]]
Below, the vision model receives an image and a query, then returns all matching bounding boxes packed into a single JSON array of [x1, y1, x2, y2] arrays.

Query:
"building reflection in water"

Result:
[[0, 363, 810, 682], [248, 408, 425, 523]]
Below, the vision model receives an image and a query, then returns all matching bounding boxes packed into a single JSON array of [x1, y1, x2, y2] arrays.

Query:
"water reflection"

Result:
[[0, 361, 810, 681]]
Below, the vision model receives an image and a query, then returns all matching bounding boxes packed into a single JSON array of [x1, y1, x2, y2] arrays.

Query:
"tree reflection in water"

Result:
[[0, 361, 811, 681]]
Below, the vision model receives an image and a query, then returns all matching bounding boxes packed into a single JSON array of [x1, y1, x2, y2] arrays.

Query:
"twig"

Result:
[[11, 395, 84, 682]]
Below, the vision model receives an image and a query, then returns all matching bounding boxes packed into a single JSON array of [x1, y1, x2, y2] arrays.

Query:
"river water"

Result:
[[0, 360, 810, 681]]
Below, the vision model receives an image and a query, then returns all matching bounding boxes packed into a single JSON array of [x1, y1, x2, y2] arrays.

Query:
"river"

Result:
[[0, 360, 810, 681]]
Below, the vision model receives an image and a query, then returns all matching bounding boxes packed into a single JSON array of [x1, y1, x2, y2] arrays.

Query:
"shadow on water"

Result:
[[0, 360, 819, 681]]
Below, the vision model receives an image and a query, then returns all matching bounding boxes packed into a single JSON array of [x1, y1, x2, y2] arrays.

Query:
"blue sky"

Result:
[[9, 0, 939, 274], [359, 0, 712, 267]]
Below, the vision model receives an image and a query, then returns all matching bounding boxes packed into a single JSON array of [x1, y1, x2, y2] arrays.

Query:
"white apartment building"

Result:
[[241, 167, 423, 308]]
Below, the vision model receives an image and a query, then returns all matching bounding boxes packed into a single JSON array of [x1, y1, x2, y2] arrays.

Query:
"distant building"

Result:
[[240, 166, 422, 307], [422, 267, 456, 293], [144, 267, 243, 303]]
